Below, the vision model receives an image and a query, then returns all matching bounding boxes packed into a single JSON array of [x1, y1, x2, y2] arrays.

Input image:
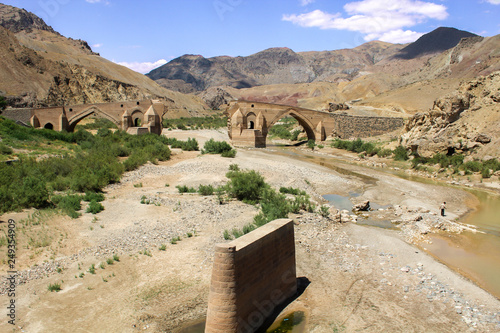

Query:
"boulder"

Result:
[[353, 200, 370, 212]]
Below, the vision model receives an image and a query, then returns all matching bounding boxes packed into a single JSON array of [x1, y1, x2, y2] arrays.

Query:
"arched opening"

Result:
[[44, 123, 54, 130], [246, 112, 256, 130], [134, 117, 142, 127], [266, 111, 316, 146], [67, 107, 120, 132]]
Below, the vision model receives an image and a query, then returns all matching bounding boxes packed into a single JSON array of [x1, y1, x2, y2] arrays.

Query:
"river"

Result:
[[270, 145, 500, 300]]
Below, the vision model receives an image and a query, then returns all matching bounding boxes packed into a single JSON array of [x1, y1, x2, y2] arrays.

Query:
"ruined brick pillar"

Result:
[[205, 244, 238, 332], [205, 219, 297, 333]]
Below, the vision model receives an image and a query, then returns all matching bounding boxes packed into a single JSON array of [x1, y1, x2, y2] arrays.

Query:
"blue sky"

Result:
[[3, 0, 500, 73]]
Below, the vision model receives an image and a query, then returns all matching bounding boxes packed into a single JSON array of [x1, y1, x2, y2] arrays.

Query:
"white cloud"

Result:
[[373, 29, 424, 43], [283, 0, 448, 43], [92, 43, 103, 48], [86, 0, 111, 5], [300, 0, 316, 5], [114, 59, 168, 74], [486, 0, 500, 4]]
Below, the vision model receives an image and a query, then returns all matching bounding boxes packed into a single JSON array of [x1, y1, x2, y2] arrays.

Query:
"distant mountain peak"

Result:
[[395, 27, 479, 59], [0, 3, 57, 34]]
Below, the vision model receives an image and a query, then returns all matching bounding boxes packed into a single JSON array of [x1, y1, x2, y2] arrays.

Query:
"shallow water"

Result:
[[272, 146, 500, 298], [265, 311, 306, 333]]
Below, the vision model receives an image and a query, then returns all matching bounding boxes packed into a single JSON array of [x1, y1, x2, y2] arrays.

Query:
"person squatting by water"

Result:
[[440, 202, 446, 216]]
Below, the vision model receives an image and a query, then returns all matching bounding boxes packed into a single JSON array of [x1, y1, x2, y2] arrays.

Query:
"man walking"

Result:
[[440, 202, 446, 216]]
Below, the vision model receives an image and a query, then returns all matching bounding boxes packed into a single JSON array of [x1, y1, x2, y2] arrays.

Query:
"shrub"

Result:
[[176, 185, 197, 193], [106, 258, 114, 265], [231, 228, 243, 239], [48, 283, 62, 292], [88, 264, 96, 274], [319, 205, 330, 217], [223, 229, 231, 240], [221, 149, 237, 158], [52, 194, 82, 218], [279, 187, 305, 196], [86, 200, 104, 214], [198, 184, 214, 196], [113, 254, 120, 262], [463, 160, 483, 173], [393, 145, 409, 161], [83, 192, 105, 202], [307, 140, 316, 150], [242, 223, 255, 234], [226, 169, 267, 203], [203, 139, 233, 154], [159, 244, 167, 251]]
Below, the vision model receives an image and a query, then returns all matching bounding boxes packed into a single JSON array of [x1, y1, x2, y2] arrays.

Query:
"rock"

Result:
[[353, 200, 370, 212], [474, 133, 491, 144]]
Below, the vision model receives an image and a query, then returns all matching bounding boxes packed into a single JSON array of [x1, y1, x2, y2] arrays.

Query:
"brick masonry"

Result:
[[330, 113, 404, 139], [205, 219, 297, 333]]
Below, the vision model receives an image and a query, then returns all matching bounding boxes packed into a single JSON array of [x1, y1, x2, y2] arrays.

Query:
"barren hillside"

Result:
[[0, 4, 207, 112]]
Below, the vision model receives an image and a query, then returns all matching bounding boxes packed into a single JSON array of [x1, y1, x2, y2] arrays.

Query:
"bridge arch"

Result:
[[68, 106, 120, 132], [267, 109, 317, 142]]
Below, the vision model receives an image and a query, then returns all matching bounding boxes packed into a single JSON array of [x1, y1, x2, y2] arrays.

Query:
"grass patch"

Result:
[[47, 282, 62, 292]]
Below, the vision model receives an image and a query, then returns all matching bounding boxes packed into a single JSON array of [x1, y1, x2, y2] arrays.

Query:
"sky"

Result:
[[3, 0, 500, 73]]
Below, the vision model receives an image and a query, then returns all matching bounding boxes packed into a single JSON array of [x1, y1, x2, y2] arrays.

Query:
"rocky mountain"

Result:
[[198, 29, 500, 113], [395, 27, 478, 59], [147, 27, 489, 97], [401, 72, 500, 159], [148, 42, 403, 94], [0, 3, 207, 112]]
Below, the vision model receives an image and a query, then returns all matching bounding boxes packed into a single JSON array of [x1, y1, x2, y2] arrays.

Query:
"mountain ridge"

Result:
[[0, 3, 207, 113], [147, 27, 485, 94]]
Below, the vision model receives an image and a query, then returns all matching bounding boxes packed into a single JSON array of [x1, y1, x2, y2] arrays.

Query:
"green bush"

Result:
[[198, 184, 214, 196], [52, 194, 82, 218], [83, 192, 105, 202], [307, 140, 316, 150], [203, 139, 233, 155], [279, 187, 306, 196], [221, 149, 237, 158], [86, 200, 104, 214], [393, 145, 409, 161], [226, 169, 267, 203], [165, 137, 199, 151], [463, 160, 483, 173], [47, 282, 62, 292], [176, 185, 196, 193]]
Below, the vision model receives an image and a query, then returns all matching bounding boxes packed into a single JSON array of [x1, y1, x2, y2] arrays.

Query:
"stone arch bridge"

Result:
[[26, 99, 164, 135], [226, 101, 405, 148]]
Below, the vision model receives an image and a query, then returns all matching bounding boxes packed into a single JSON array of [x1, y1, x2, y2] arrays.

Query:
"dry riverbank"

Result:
[[0, 129, 499, 332]]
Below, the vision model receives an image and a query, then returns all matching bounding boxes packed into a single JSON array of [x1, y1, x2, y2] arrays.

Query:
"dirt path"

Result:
[[1, 130, 499, 332]]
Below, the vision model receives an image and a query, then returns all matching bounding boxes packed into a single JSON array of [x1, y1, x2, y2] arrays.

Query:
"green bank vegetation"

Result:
[[0, 116, 199, 216], [331, 138, 500, 178], [163, 115, 227, 130]]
